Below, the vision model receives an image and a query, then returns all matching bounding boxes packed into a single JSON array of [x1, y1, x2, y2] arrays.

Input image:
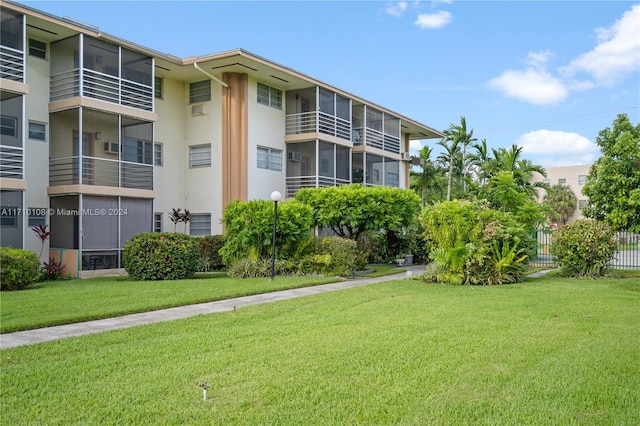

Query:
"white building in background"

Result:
[[532, 164, 591, 224], [0, 0, 443, 277]]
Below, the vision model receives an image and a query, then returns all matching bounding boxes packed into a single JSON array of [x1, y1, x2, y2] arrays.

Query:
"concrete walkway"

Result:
[[0, 265, 426, 350]]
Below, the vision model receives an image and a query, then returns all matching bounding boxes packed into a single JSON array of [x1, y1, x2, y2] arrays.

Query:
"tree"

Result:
[[437, 135, 461, 201], [294, 184, 421, 244], [543, 184, 577, 226], [582, 114, 640, 232], [410, 146, 445, 206]]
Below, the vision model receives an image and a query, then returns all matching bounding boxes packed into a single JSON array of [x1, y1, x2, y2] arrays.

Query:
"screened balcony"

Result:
[[352, 105, 401, 154], [285, 141, 351, 197], [49, 108, 153, 190], [0, 95, 23, 179], [285, 87, 352, 142], [352, 152, 400, 188], [0, 8, 24, 82], [50, 35, 153, 111]]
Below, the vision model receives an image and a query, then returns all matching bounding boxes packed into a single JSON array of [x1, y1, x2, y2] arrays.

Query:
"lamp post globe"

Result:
[[271, 191, 282, 202]]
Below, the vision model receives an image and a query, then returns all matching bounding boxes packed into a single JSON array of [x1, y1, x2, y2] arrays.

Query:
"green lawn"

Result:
[[0, 266, 406, 333], [2, 274, 638, 425]]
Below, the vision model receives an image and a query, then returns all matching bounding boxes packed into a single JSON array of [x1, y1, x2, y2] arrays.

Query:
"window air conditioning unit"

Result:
[[288, 151, 302, 161], [402, 152, 411, 161], [104, 142, 120, 154], [191, 104, 205, 116]]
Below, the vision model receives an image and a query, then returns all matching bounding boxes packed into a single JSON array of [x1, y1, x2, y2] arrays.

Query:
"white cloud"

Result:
[[518, 129, 599, 167], [415, 10, 452, 29], [489, 69, 568, 105], [386, 2, 408, 17], [561, 4, 640, 86], [409, 139, 426, 153], [525, 50, 553, 69]]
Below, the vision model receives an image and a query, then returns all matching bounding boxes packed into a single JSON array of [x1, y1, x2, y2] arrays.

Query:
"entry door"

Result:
[[72, 132, 92, 184]]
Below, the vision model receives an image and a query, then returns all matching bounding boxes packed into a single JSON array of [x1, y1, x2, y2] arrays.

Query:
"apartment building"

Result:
[[0, 1, 443, 277], [532, 164, 591, 224]]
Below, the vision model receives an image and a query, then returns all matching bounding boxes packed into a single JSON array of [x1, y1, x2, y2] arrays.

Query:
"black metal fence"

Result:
[[530, 230, 640, 270]]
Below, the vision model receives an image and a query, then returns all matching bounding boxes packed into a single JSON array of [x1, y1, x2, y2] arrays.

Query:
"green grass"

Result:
[[2, 274, 638, 425], [0, 273, 338, 333]]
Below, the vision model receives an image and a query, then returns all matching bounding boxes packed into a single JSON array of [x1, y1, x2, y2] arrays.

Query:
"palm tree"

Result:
[[411, 146, 445, 206], [469, 138, 491, 186], [437, 135, 461, 201], [543, 184, 578, 225], [491, 144, 548, 199]]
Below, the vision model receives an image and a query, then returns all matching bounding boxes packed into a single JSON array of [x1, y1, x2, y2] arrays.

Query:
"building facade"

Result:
[[532, 164, 591, 224], [0, 1, 443, 277]]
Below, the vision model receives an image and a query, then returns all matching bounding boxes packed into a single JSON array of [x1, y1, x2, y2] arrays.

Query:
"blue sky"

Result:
[[21, 0, 640, 167]]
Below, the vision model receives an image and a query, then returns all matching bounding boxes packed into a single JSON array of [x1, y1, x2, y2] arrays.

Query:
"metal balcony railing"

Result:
[[50, 68, 153, 111], [0, 45, 24, 82], [352, 127, 400, 154], [285, 111, 352, 142], [49, 156, 153, 190], [0, 145, 23, 179], [285, 175, 350, 197]]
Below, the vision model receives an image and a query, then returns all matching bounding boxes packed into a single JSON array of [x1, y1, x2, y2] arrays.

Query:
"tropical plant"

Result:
[[437, 131, 461, 201], [31, 224, 50, 259], [41, 257, 67, 281]]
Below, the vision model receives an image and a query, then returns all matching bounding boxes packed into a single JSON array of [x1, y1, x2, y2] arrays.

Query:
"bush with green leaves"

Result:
[[226, 258, 295, 278], [197, 235, 225, 272], [420, 200, 533, 285], [550, 219, 617, 277], [298, 236, 359, 277], [123, 232, 200, 280], [220, 199, 313, 267], [0, 247, 41, 291]]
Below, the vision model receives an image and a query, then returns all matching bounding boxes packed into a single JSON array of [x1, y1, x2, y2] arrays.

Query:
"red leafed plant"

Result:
[[32, 224, 51, 258]]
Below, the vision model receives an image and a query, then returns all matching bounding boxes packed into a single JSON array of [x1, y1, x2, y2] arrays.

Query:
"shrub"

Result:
[[298, 236, 358, 277], [420, 200, 533, 285], [227, 258, 294, 278], [0, 247, 40, 291], [220, 199, 313, 266], [122, 232, 200, 280], [550, 219, 617, 277], [197, 235, 225, 272], [41, 257, 67, 281]]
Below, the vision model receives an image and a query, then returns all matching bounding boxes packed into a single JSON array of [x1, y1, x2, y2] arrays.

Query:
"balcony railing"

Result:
[[0, 45, 24, 82], [285, 111, 352, 142], [0, 145, 23, 179], [286, 175, 350, 197], [49, 156, 153, 190], [353, 127, 400, 154], [50, 68, 153, 111]]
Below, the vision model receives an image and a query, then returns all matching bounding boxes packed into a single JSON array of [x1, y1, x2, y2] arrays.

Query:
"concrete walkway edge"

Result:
[[0, 266, 553, 350], [1, 266, 424, 350]]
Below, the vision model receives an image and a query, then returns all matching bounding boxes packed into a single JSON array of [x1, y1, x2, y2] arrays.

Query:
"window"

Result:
[[28, 38, 46, 59], [28, 208, 46, 227], [154, 76, 163, 99], [153, 212, 162, 232], [190, 213, 211, 236], [257, 146, 282, 171], [1, 116, 17, 137], [28, 121, 46, 141], [190, 80, 211, 104], [124, 137, 153, 164], [558, 178, 566, 185], [154, 142, 163, 166], [543, 178, 551, 185], [189, 144, 211, 168], [579, 199, 587, 209], [0, 206, 17, 228], [578, 175, 586, 185], [257, 82, 282, 109]]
